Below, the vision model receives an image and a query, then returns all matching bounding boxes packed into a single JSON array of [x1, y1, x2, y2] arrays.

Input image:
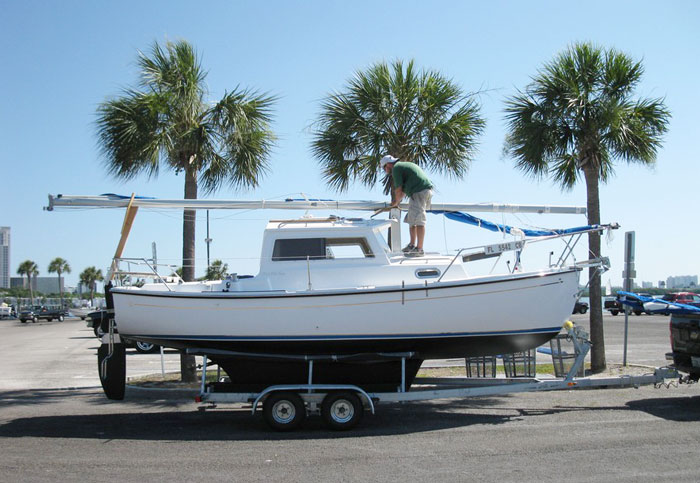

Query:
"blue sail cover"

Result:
[[272, 200, 598, 237], [430, 211, 600, 238]]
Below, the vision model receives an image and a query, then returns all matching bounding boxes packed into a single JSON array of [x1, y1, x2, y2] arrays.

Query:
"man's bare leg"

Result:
[[409, 225, 417, 247], [415, 225, 425, 250]]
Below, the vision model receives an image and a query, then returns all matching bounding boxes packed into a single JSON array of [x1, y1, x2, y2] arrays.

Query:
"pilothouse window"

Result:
[[272, 237, 373, 261]]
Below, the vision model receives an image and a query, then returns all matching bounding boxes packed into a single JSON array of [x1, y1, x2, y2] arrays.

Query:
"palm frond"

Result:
[[96, 90, 168, 180], [503, 42, 670, 191], [312, 59, 484, 192], [198, 89, 277, 194]]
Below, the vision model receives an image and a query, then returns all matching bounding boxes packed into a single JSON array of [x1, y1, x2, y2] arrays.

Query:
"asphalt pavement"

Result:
[[1, 313, 699, 482]]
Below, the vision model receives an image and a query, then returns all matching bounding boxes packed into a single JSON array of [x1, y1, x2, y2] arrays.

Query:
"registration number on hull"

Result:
[[484, 240, 524, 255]]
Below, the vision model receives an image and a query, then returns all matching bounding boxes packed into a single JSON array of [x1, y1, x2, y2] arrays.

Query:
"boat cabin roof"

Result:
[[265, 217, 391, 233]]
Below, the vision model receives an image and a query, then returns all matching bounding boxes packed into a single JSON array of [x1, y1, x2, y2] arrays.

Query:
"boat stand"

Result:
[[193, 322, 678, 431]]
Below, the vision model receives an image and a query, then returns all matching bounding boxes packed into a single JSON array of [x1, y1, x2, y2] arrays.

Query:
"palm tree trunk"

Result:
[[584, 166, 606, 373], [27, 274, 34, 304], [182, 167, 198, 282], [57, 270, 63, 309], [180, 166, 198, 383]]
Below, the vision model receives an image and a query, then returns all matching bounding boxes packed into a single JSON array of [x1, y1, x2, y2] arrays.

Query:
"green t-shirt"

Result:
[[391, 161, 433, 197]]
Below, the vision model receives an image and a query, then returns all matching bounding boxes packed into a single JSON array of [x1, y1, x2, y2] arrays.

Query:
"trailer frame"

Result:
[[193, 323, 678, 430]]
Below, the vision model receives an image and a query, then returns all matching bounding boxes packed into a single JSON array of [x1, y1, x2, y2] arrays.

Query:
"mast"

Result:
[[46, 194, 586, 215]]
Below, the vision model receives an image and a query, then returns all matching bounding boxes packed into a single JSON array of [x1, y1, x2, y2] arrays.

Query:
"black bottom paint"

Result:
[[136, 330, 559, 360], [209, 357, 424, 392]]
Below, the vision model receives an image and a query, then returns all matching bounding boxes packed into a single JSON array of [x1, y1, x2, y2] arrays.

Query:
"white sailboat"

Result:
[[48, 194, 611, 390]]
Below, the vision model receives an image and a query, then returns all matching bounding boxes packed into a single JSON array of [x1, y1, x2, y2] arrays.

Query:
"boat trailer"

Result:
[[192, 322, 678, 431]]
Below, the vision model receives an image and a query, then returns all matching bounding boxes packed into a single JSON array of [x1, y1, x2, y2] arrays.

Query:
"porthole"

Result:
[[415, 268, 440, 279]]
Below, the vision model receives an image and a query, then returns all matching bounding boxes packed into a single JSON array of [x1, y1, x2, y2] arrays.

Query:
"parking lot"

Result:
[[1, 314, 699, 481]]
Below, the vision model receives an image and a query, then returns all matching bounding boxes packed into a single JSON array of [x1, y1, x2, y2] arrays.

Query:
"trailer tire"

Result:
[[94, 325, 105, 338], [321, 391, 363, 431], [58, 315, 64, 322], [32, 316, 38, 323], [263, 392, 305, 431], [98, 343, 126, 400], [610, 310, 619, 316], [20, 319, 26, 323]]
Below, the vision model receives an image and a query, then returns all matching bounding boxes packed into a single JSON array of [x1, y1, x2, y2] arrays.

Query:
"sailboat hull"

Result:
[[112, 268, 580, 360]]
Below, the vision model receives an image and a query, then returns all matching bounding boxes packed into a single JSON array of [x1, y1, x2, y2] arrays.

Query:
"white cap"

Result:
[[380, 155, 398, 168]]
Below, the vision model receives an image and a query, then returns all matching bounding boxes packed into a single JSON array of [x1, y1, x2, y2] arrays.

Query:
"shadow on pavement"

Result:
[[0, 387, 669, 441], [626, 395, 700, 421]]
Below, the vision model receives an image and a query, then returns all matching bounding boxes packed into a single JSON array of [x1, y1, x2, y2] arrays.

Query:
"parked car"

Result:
[[86, 310, 160, 353], [572, 300, 588, 314], [661, 292, 700, 307], [19, 305, 66, 323], [623, 292, 653, 315], [604, 293, 654, 316], [604, 297, 623, 316], [667, 312, 700, 381], [0, 305, 16, 319]]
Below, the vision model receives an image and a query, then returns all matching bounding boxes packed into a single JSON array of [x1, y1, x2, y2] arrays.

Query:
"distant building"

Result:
[[9, 276, 62, 294], [10, 276, 29, 289], [0, 227, 9, 288], [659, 281, 666, 289], [36, 277, 62, 294], [642, 281, 653, 289], [667, 275, 698, 289]]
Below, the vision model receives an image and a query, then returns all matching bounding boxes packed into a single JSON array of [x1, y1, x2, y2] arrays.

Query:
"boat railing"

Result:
[[437, 224, 618, 283], [111, 257, 182, 291]]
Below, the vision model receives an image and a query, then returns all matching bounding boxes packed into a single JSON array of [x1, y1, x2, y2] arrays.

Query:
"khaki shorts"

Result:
[[404, 189, 432, 226]]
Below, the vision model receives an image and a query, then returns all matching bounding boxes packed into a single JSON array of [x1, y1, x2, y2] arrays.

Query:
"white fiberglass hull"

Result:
[[111, 268, 580, 359]]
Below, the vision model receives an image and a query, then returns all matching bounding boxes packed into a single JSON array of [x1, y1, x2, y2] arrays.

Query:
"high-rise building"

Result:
[[667, 275, 698, 289], [0, 227, 9, 289]]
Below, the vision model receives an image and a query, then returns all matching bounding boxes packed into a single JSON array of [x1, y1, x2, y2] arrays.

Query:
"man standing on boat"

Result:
[[380, 155, 433, 257]]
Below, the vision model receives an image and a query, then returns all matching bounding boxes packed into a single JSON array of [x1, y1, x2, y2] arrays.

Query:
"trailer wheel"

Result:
[[94, 325, 105, 338], [263, 392, 305, 431], [610, 310, 619, 316], [20, 319, 26, 323], [58, 315, 64, 322], [32, 316, 38, 323], [321, 391, 363, 431]]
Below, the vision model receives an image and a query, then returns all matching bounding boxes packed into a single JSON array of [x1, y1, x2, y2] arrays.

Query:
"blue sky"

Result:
[[1, 1, 698, 288]]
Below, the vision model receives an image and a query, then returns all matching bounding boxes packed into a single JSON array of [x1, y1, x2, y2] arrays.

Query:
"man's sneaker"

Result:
[[406, 247, 424, 257], [402, 244, 415, 253]]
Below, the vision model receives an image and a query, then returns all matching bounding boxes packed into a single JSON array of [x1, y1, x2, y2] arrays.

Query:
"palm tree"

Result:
[[503, 42, 670, 372], [312, 59, 485, 196], [201, 259, 228, 280], [96, 40, 276, 282], [96, 39, 276, 382], [17, 260, 39, 305], [48, 257, 71, 309], [79, 267, 104, 302]]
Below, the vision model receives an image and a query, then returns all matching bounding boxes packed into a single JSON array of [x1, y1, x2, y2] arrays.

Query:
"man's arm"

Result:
[[391, 187, 404, 208]]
